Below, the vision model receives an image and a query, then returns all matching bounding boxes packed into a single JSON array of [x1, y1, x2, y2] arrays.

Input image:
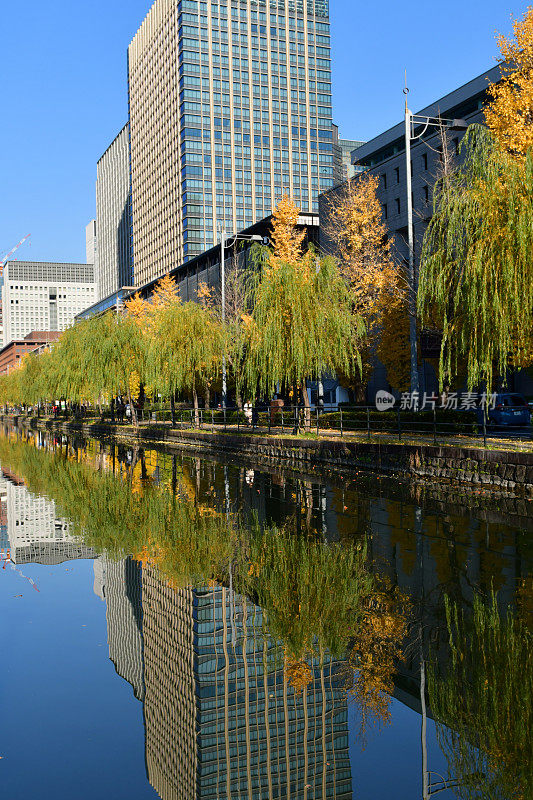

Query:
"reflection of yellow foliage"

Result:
[[284, 655, 313, 694], [347, 587, 409, 741]]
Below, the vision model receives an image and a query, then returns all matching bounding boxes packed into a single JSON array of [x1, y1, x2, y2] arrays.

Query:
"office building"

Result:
[[128, 0, 334, 286], [85, 220, 97, 265], [2, 261, 95, 346], [332, 123, 364, 185], [96, 124, 133, 301]]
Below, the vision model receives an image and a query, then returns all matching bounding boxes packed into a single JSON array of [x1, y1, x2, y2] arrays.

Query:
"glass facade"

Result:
[[129, 0, 333, 284]]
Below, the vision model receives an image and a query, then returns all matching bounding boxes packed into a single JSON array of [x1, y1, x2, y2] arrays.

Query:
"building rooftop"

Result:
[[353, 64, 502, 167]]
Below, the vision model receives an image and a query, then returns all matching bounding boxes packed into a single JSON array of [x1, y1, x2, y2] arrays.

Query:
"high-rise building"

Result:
[[85, 219, 97, 265], [128, 0, 334, 286], [332, 124, 364, 185], [96, 124, 133, 301], [1, 261, 95, 346]]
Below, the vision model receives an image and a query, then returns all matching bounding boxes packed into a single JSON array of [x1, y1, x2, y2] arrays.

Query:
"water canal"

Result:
[[0, 426, 531, 800]]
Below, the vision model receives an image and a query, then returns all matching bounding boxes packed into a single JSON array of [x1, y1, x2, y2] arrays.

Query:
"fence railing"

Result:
[[18, 402, 533, 447]]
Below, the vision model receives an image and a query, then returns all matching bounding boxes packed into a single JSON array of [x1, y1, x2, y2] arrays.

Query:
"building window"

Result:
[[422, 152, 428, 171], [382, 202, 388, 219], [395, 198, 401, 214], [381, 173, 387, 190], [423, 185, 429, 204], [394, 166, 400, 184]]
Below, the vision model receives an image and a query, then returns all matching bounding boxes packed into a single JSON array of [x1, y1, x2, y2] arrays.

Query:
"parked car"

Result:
[[477, 393, 531, 428]]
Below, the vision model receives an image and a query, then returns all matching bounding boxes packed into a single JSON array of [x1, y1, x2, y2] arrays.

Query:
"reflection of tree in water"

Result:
[[428, 590, 533, 800], [0, 428, 413, 736], [346, 582, 410, 741], [10, 424, 532, 775]]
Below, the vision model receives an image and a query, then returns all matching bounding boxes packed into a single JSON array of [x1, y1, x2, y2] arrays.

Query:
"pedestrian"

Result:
[[244, 400, 252, 426]]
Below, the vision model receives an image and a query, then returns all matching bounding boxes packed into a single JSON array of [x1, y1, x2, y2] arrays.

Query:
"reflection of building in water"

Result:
[[140, 566, 352, 800], [0, 474, 9, 554], [96, 555, 145, 701], [2, 470, 94, 564], [142, 570, 197, 800]]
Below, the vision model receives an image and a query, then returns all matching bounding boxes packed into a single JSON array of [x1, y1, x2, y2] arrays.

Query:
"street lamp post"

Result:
[[403, 87, 467, 395], [219, 228, 264, 408]]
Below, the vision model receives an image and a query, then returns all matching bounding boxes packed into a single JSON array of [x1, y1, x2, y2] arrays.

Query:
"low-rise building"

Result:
[[0, 331, 60, 375]]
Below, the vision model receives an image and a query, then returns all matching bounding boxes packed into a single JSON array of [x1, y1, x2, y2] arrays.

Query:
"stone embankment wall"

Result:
[[9, 416, 533, 494]]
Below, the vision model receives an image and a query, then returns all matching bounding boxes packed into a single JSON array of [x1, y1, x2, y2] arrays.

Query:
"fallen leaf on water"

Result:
[[14, 595, 23, 598]]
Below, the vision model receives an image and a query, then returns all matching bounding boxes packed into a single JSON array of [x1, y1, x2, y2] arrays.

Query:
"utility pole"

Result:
[[404, 88, 420, 395]]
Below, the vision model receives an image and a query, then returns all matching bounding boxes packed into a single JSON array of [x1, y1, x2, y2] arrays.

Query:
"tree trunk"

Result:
[[192, 384, 199, 428], [127, 386, 138, 428], [301, 381, 311, 432], [205, 384, 210, 410], [140, 451, 148, 481], [236, 389, 243, 412]]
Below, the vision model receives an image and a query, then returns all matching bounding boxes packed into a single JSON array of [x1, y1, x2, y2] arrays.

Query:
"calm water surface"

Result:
[[0, 427, 531, 800]]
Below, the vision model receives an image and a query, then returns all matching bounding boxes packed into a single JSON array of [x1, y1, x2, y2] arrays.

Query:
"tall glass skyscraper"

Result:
[[128, 0, 334, 286]]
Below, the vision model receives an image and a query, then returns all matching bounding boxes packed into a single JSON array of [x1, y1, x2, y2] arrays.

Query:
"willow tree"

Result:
[[146, 300, 226, 425], [419, 124, 533, 391], [18, 351, 53, 409], [419, 11, 533, 392], [81, 312, 146, 426], [428, 593, 533, 800], [49, 319, 95, 404], [243, 197, 363, 426]]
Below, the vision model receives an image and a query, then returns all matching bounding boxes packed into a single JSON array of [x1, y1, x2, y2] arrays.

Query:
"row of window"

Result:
[[382, 186, 431, 219], [179, 2, 330, 30]]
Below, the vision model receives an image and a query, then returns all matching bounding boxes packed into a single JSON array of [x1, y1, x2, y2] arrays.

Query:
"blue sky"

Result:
[[0, 0, 526, 264]]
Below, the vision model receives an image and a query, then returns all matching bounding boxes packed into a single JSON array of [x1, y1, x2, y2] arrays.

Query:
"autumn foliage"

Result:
[[485, 7, 533, 156], [325, 174, 410, 392]]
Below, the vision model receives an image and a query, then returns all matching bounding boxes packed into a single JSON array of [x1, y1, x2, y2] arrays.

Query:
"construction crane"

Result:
[[0, 233, 31, 274]]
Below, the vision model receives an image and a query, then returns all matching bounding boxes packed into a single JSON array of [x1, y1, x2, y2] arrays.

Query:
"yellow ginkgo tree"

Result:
[[324, 173, 409, 394]]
